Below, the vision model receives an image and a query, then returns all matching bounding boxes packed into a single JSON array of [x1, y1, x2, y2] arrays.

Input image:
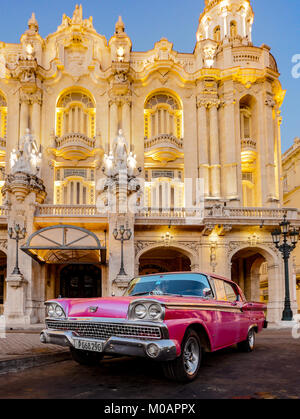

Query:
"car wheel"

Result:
[[70, 347, 104, 366], [237, 328, 256, 352], [162, 329, 202, 382]]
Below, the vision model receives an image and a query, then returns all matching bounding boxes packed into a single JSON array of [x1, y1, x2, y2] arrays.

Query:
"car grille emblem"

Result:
[[88, 306, 98, 313]]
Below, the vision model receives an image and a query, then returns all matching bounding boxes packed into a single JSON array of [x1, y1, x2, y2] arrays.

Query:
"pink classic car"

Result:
[[41, 272, 267, 382]]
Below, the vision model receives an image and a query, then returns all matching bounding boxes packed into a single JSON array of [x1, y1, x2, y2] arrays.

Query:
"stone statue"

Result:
[[72, 4, 83, 24], [112, 129, 129, 170], [10, 129, 42, 176], [127, 152, 137, 177]]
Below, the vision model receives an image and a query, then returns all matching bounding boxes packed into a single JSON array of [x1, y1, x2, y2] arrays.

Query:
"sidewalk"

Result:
[[0, 327, 70, 375]]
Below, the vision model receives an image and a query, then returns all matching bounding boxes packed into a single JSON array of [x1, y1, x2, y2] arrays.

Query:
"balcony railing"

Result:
[[144, 134, 183, 150], [0, 137, 6, 149], [34, 205, 299, 226], [35, 205, 98, 217], [241, 138, 257, 151], [55, 133, 95, 149], [0, 206, 7, 217]]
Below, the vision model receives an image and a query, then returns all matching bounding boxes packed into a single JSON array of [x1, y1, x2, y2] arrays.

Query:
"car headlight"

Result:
[[129, 301, 165, 322], [134, 304, 147, 319], [46, 303, 66, 318], [148, 304, 163, 320]]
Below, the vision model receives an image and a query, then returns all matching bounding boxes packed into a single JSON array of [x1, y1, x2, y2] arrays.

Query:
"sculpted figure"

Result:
[[112, 129, 129, 170], [11, 129, 41, 175]]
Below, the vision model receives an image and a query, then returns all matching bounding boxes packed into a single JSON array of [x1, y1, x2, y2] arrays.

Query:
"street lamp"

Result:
[[271, 215, 299, 321], [8, 224, 26, 275], [113, 224, 132, 276]]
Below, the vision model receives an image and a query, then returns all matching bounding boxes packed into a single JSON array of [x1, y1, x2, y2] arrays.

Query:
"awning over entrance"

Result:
[[21, 225, 106, 264]]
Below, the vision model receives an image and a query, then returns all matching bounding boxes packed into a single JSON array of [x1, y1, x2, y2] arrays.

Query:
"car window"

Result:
[[213, 279, 227, 301], [213, 279, 238, 302], [125, 273, 213, 298], [224, 282, 238, 302]]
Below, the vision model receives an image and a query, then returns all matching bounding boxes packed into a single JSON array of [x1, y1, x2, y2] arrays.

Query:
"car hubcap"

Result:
[[249, 330, 255, 348], [183, 337, 200, 375]]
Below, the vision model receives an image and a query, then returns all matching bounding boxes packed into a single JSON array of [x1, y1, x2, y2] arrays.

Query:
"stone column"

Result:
[[265, 98, 277, 204], [222, 97, 239, 201], [31, 97, 41, 143], [209, 101, 221, 198], [19, 96, 30, 139], [122, 100, 131, 146], [197, 100, 209, 197], [110, 101, 119, 149]]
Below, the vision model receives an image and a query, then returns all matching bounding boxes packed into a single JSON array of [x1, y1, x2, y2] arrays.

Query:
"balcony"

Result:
[[136, 206, 299, 227], [48, 133, 103, 161], [33, 204, 299, 229], [144, 134, 184, 163]]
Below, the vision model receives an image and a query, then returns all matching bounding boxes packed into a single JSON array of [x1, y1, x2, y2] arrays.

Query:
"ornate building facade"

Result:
[[282, 138, 300, 313], [0, 0, 298, 326]]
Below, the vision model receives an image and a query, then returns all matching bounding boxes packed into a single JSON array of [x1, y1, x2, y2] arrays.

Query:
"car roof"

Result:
[[138, 271, 235, 285]]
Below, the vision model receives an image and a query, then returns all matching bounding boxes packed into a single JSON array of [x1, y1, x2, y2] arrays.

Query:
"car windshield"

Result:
[[124, 273, 212, 298]]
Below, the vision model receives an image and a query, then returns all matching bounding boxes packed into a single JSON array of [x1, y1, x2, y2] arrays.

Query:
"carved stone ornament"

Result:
[[0, 239, 8, 250], [2, 172, 47, 204]]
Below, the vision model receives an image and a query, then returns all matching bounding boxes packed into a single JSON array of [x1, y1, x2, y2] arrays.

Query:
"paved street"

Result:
[[0, 329, 299, 399]]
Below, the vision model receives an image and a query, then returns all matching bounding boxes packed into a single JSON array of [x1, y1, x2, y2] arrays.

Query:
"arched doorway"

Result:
[[139, 247, 191, 275], [231, 248, 269, 303], [60, 264, 102, 298], [0, 250, 7, 315]]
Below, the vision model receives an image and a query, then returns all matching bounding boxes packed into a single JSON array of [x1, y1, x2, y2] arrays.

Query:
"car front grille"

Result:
[[46, 320, 162, 340]]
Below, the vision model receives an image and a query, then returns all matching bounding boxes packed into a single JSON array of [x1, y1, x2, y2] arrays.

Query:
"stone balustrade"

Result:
[[144, 134, 183, 150], [0, 206, 8, 217], [55, 133, 96, 149], [20, 204, 299, 228], [0, 137, 6, 149], [241, 138, 257, 151], [35, 205, 98, 216]]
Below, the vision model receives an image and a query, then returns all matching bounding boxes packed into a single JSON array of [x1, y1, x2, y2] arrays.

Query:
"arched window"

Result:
[[0, 92, 7, 140], [54, 168, 95, 205], [214, 26, 221, 42], [144, 92, 183, 139], [230, 21, 238, 38], [56, 90, 96, 138]]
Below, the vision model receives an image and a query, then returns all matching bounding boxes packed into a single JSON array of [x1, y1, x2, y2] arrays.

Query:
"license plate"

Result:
[[73, 338, 104, 353]]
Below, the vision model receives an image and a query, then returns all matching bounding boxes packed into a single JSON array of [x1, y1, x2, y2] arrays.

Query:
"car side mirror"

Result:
[[203, 288, 213, 298]]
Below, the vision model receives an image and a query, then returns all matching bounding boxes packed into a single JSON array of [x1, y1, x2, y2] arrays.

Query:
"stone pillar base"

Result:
[[4, 273, 29, 326]]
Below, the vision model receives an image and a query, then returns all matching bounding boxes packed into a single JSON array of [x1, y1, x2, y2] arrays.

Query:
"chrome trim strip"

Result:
[[165, 302, 243, 313]]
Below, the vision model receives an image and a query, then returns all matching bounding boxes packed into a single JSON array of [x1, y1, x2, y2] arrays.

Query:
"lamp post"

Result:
[[8, 224, 26, 275], [271, 215, 299, 321], [113, 224, 132, 276]]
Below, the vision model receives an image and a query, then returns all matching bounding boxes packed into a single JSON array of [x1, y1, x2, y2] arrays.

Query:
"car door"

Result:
[[211, 278, 243, 348]]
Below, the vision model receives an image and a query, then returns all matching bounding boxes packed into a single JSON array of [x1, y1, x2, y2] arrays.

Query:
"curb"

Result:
[[0, 351, 71, 375]]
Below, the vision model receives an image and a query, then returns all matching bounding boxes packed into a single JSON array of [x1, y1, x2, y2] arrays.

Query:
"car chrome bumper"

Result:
[[40, 329, 177, 361]]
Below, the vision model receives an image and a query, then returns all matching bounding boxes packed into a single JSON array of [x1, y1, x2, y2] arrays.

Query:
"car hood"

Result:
[[54, 295, 209, 319]]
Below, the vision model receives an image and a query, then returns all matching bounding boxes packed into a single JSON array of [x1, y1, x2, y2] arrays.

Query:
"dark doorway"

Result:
[[60, 264, 102, 298]]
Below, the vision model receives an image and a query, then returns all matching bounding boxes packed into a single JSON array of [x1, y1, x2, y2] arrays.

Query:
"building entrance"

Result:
[[60, 264, 102, 298]]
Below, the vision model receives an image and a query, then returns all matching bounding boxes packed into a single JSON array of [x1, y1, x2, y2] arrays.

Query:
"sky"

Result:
[[0, 0, 299, 152]]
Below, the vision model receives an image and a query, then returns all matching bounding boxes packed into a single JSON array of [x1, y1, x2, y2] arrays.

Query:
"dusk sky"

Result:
[[0, 0, 299, 152]]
